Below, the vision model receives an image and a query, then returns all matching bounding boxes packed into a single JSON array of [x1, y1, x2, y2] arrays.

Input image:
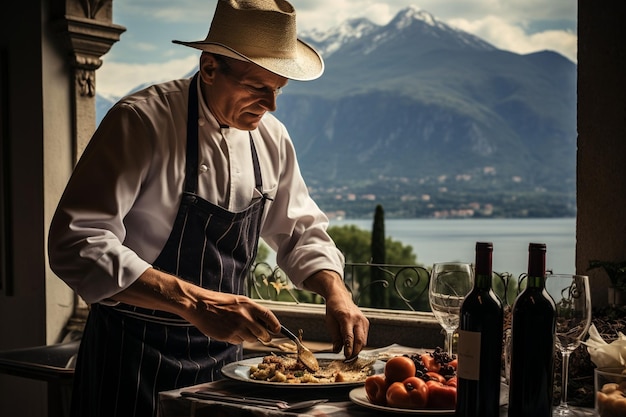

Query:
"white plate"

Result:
[[221, 353, 384, 388], [349, 386, 454, 415]]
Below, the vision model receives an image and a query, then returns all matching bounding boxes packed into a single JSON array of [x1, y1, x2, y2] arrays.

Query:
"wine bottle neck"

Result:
[[474, 272, 493, 289], [474, 242, 493, 290], [526, 274, 546, 289], [527, 243, 546, 282]]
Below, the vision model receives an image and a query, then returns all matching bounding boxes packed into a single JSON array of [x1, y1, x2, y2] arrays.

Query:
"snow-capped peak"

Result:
[[301, 18, 378, 57], [389, 5, 445, 31], [300, 6, 495, 59]]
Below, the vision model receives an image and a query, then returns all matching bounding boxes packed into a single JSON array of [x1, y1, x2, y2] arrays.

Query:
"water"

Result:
[[329, 217, 576, 278]]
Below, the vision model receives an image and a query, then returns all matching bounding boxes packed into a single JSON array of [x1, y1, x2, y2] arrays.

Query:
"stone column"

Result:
[[58, 0, 125, 163]]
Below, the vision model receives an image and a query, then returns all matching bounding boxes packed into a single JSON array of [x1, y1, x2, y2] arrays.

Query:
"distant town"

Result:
[[306, 166, 576, 219]]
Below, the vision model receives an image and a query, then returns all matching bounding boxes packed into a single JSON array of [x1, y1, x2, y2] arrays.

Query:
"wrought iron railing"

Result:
[[248, 262, 527, 311]]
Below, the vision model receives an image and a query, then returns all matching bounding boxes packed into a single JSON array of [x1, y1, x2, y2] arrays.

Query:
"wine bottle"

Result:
[[456, 242, 504, 417], [507, 243, 556, 417]]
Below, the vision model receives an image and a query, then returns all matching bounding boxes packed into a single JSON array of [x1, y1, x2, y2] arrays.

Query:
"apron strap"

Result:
[[185, 72, 200, 193], [187, 72, 269, 201], [249, 133, 264, 197]]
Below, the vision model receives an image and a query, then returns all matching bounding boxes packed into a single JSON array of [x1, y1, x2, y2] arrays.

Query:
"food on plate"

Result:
[[425, 371, 445, 383], [420, 352, 442, 373], [364, 374, 388, 405], [425, 378, 457, 409], [248, 353, 376, 384], [364, 347, 458, 409], [386, 376, 429, 408], [384, 355, 417, 383], [596, 381, 626, 417]]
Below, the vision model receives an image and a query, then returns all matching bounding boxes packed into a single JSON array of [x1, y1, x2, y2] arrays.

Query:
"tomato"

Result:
[[402, 377, 429, 407], [448, 358, 458, 370], [421, 353, 441, 373], [446, 376, 458, 388], [386, 377, 429, 409], [364, 374, 388, 406], [425, 371, 445, 383], [384, 356, 417, 383], [426, 379, 457, 409]]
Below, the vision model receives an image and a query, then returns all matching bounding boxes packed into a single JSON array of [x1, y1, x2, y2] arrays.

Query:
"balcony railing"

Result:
[[248, 262, 525, 311]]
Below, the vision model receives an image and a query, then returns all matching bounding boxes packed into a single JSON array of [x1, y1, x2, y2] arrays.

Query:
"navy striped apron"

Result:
[[70, 73, 267, 417]]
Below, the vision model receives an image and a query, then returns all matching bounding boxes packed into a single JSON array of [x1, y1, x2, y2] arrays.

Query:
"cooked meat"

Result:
[[249, 354, 375, 384]]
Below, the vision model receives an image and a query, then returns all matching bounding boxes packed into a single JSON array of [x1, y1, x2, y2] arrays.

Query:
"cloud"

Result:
[[295, 0, 575, 30], [98, 54, 199, 98], [295, 0, 576, 61], [116, 0, 215, 24], [525, 29, 577, 63], [449, 16, 577, 62], [297, 0, 400, 28], [134, 42, 158, 52], [98, 0, 577, 97]]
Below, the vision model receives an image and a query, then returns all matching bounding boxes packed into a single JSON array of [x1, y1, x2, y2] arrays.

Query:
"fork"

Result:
[[279, 325, 320, 372]]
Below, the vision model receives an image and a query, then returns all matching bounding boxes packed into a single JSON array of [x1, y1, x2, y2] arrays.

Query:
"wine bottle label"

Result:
[[457, 329, 481, 380]]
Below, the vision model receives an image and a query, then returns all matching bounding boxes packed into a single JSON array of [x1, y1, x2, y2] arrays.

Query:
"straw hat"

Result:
[[173, 0, 324, 81]]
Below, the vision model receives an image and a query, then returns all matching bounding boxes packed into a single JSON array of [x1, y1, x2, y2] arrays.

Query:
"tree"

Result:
[[327, 225, 371, 263], [328, 223, 418, 266], [371, 205, 389, 308], [255, 241, 270, 263], [328, 222, 422, 310]]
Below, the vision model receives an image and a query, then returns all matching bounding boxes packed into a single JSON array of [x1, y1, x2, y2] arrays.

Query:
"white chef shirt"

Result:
[[48, 76, 344, 304]]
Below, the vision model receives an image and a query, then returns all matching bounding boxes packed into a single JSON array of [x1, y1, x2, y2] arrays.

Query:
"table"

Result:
[[158, 379, 370, 417], [158, 343, 596, 417], [158, 379, 596, 417]]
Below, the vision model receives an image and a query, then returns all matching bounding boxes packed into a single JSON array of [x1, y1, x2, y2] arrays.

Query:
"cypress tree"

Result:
[[371, 204, 389, 308]]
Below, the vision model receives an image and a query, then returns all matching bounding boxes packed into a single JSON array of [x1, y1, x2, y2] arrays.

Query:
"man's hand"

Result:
[[181, 290, 281, 345], [111, 268, 281, 344], [303, 270, 370, 359]]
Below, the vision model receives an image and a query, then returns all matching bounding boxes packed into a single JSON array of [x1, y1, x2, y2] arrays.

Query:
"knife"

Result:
[[181, 389, 328, 411]]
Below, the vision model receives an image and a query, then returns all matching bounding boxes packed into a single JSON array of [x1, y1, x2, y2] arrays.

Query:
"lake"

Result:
[[330, 217, 576, 278]]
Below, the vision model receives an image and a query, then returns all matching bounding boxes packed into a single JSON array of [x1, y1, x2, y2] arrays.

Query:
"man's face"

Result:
[[200, 54, 289, 130]]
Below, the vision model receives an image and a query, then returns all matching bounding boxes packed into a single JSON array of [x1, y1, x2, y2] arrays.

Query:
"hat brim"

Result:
[[172, 39, 324, 81]]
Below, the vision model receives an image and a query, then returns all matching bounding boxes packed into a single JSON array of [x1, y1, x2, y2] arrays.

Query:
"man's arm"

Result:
[[112, 267, 281, 344]]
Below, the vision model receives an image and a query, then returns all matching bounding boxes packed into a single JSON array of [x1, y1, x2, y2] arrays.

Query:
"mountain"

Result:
[[275, 6, 577, 218], [96, 6, 577, 219]]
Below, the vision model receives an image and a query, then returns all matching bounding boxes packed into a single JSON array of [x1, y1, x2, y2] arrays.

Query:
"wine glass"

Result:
[[545, 274, 592, 417], [428, 262, 474, 356]]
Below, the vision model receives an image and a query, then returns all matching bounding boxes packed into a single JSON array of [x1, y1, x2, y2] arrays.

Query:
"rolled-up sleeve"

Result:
[[258, 123, 344, 287], [49, 104, 156, 304]]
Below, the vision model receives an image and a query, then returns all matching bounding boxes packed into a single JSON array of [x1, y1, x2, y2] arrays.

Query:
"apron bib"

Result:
[[70, 73, 267, 417]]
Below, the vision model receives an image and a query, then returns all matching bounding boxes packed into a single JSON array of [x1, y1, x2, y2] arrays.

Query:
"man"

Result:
[[48, 1, 369, 416]]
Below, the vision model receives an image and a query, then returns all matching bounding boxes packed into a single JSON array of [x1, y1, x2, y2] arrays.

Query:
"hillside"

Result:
[[275, 6, 577, 218]]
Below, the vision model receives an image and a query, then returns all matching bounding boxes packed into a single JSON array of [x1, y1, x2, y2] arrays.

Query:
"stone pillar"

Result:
[[58, 0, 125, 163]]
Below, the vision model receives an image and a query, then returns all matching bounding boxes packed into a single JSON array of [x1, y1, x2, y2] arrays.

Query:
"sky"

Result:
[[97, 0, 578, 99]]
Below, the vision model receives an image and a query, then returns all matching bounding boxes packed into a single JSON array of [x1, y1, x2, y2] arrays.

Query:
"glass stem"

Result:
[[560, 351, 571, 407], [446, 330, 454, 356]]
